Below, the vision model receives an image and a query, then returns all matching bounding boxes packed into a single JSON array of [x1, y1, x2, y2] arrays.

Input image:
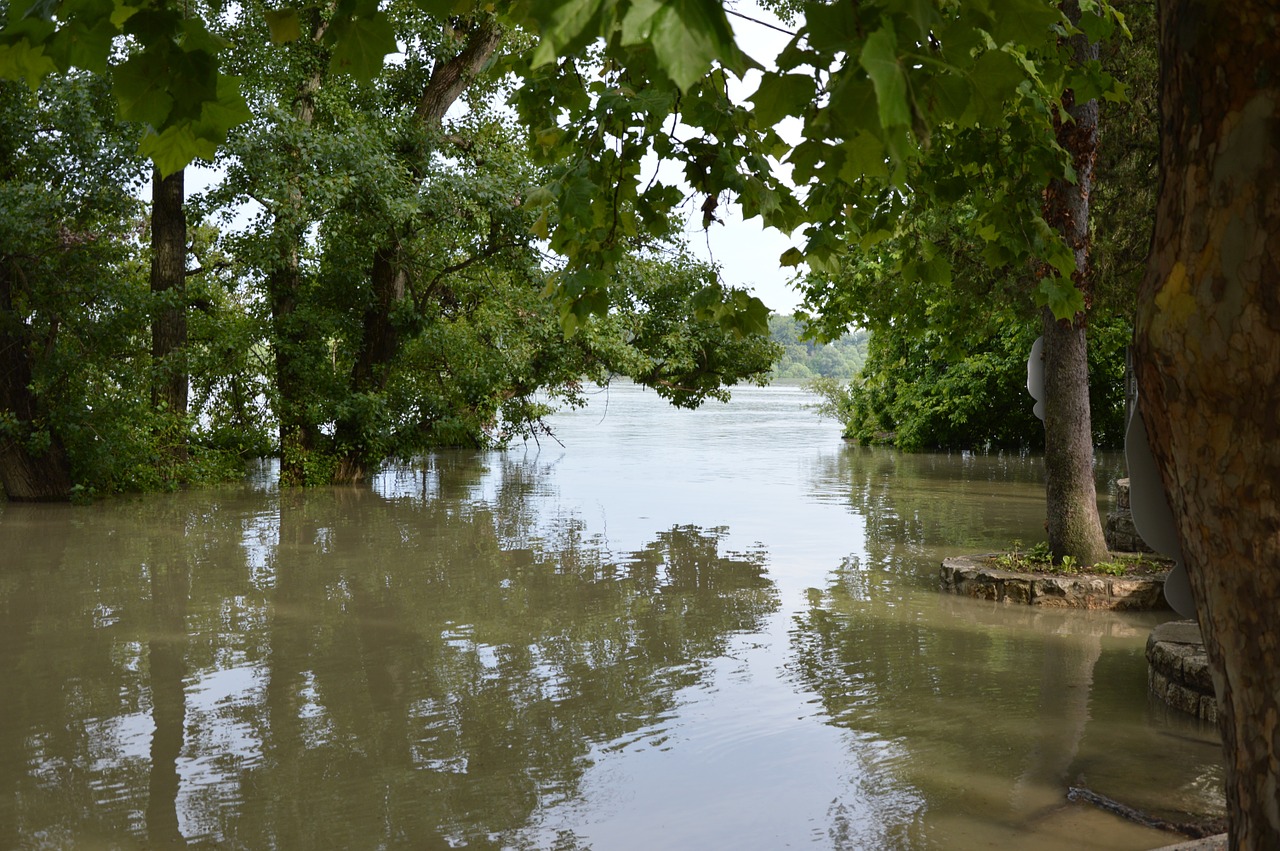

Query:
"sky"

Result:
[[681, 1, 807, 315]]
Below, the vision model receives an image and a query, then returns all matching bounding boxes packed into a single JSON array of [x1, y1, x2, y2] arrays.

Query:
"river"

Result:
[[0, 382, 1223, 849]]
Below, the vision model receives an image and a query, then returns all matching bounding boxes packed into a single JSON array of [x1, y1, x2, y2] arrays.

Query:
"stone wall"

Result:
[[1105, 478, 1154, 554], [940, 555, 1169, 610], [1147, 620, 1217, 724]]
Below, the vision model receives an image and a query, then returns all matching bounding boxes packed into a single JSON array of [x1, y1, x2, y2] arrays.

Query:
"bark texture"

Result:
[[1039, 0, 1109, 565], [1135, 2, 1280, 847], [149, 167, 189, 423]]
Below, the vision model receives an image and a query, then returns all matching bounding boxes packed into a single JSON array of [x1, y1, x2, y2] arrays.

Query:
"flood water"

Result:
[[0, 382, 1224, 849]]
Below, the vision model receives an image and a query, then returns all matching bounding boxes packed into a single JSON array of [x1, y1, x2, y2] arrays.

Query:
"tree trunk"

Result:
[[271, 9, 330, 487], [1041, 308, 1109, 564], [334, 17, 503, 482], [1135, 2, 1280, 847], [270, 260, 317, 487], [334, 246, 407, 484], [0, 260, 73, 501], [1038, 0, 1109, 566], [150, 166, 189, 467]]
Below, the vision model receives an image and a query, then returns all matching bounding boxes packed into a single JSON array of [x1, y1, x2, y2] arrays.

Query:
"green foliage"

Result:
[[768, 314, 867, 383], [808, 313, 1129, 452], [990, 540, 1165, 574], [0, 73, 247, 498]]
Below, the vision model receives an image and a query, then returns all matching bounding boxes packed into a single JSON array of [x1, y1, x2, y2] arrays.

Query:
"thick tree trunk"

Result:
[[1041, 308, 1109, 565], [1038, 0, 1109, 566], [335, 17, 503, 483], [270, 261, 317, 487], [1135, 2, 1280, 847], [334, 246, 407, 484], [150, 167, 188, 419], [271, 10, 330, 487], [0, 261, 73, 501]]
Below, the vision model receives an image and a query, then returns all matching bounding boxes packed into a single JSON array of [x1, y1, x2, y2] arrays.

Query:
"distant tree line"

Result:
[[768, 315, 868, 383]]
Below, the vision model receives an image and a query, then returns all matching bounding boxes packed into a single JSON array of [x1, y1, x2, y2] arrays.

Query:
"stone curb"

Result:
[[940, 554, 1170, 610], [1147, 619, 1217, 724]]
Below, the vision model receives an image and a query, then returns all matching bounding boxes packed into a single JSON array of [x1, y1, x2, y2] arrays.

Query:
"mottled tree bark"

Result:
[[1039, 0, 1109, 566], [1135, 2, 1280, 847]]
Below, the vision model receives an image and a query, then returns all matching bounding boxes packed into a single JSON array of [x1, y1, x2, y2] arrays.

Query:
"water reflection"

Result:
[[0, 457, 777, 847], [794, 444, 1224, 849]]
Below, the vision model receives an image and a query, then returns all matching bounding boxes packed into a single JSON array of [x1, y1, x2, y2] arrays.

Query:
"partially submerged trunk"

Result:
[[335, 17, 503, 482], [1136, 2, 1280, 846], [150, 166, 189, 463], [0, 260, 73, 501], [1038, 0, 1109, 566], [271, 8, 331, 487]]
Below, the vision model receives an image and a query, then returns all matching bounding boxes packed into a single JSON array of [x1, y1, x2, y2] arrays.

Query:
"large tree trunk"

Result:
[[1135, 2, 1280, 847], [150, 166, 190, 469], [150, 166, 188, 418], [1038, 0, 1109, 566], [270, 260, 319, 487], [0, 260, 73, 501], [334, 246, 407, 484], [271, 9, 331, 487]]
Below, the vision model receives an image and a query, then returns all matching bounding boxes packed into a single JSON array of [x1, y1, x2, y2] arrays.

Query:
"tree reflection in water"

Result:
[[0, 454, 777, 848], [793, 445, 1224, 848]]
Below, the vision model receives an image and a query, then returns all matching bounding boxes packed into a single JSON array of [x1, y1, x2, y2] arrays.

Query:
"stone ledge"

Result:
[[940, 554, 1170, 610], [1147, 619, 1217, 724]]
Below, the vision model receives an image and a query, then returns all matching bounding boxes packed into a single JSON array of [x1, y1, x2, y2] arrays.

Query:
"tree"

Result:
[[1135, 3, 1280, 846]]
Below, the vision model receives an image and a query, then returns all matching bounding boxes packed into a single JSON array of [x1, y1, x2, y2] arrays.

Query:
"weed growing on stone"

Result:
[[987, 544, 1167, 577]]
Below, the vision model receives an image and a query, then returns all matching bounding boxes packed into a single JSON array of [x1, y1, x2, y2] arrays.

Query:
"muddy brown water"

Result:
[[0, 383, 1223, 849]]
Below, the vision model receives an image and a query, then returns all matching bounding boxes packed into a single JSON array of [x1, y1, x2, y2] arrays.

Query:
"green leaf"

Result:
[[191, 73, 252, 145], [965, 49, 1023, 124], [987, 0, 1062, 47], [838, 130, 888, 182], [109, 1, 139, 27], [328, 13, 396, 80], [139, 123, 216, 176], [885, 0, 940, 39], [750, 73, 813, 128], [1076, 7, 1115, 41], [523, 185, 556, 209], [648, 0, 743, 91], [0, 40, 58, 88], [264, 9, 302, 44], [859, 22, 911, 129], [113, 52, 174, 126], [529, 0, 607, 68], [620, 0, 663, 44], [803, 0, 859, 54], [779, 247, 805, 267], [1036, 276, 1086, 320], [930, 74, 972, 125], [46, 15, 117, 74]]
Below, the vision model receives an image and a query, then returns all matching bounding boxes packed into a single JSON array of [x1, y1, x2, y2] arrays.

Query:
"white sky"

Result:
[[684, 0, 806, 315]]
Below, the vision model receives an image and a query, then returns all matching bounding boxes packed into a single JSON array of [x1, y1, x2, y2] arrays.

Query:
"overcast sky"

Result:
[[683, 0, 807, 315]]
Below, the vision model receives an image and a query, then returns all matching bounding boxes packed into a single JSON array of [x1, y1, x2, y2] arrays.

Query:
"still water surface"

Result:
[[0, 383, 1223, 849]]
